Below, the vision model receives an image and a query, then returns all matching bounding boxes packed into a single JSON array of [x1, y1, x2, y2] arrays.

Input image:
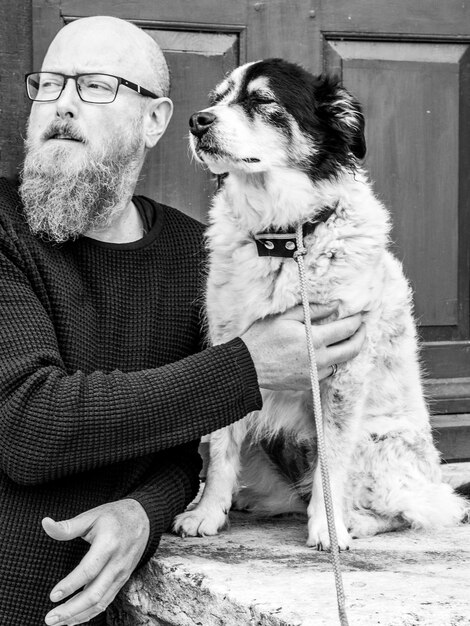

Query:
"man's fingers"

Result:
[[45, 543, 136, 626], [45, 567, 122, 626], [48, 589, 117, 626], [316, 313, 363, 348], [48, 534, 114, 604], [324, 323, 367, 366]]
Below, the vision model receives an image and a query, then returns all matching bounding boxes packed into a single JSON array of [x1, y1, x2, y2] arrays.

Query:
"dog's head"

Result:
[[189, 58, 366, 181]]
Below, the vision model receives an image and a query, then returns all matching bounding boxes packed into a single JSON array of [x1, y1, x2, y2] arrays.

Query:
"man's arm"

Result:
[[0, 228, 364, 487], [0, 244, 261, 485]]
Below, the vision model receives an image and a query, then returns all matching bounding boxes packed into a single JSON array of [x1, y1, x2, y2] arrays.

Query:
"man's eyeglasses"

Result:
[[25, 72, 161, 104]]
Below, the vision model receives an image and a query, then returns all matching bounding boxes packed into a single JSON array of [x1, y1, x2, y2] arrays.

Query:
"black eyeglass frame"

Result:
[[24, 71, 161, 103]]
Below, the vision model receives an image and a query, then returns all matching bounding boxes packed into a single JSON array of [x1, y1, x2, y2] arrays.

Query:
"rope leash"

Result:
[[294, 223, 350, 626]]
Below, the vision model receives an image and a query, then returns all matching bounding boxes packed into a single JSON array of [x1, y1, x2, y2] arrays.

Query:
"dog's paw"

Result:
[[173, 506, 228, 538], [307, 518, 351, 551]]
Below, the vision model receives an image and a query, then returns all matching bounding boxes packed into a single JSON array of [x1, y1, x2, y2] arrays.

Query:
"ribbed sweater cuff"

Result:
[[226, 337, 263, 414], [131, 490, 168, 568], [130, 453, 201, 568]]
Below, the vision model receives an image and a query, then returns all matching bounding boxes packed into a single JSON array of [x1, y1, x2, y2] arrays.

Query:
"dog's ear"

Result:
[[317, 78, 367, 160]]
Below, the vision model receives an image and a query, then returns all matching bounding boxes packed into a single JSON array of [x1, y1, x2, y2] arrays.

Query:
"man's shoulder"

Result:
[[0, 178, 28, 237], [0, 179, 45, 269], [0, 178, 21, 220]]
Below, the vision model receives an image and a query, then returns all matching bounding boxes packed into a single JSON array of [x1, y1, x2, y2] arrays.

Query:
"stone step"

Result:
[[110, 463, 470, 626]]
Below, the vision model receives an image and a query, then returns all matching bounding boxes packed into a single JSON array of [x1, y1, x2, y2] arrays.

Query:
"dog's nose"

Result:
[[189, 111, 216, 138]]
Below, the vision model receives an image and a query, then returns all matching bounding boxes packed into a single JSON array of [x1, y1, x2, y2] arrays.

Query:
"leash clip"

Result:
[[293, 245, 307, 262], [293, 223, 307, 263]]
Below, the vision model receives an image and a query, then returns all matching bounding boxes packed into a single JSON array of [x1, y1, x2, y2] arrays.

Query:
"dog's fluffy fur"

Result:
[[173, 58, 468, 549]]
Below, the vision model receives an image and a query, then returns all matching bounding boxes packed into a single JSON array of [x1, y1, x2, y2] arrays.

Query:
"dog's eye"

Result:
[[250, 94, 276, 105]]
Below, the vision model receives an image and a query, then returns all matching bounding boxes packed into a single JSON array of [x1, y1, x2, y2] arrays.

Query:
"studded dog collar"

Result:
[[254, 204, 337, 258]]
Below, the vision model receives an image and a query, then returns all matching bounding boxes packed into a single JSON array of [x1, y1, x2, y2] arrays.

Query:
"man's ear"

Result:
[[143, 97, 173, 149]]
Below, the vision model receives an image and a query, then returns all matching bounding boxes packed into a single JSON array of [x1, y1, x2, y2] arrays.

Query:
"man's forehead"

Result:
[[42, 19, 147, 76]]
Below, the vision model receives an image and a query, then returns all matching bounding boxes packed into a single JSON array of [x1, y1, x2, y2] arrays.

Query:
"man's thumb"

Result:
[[42, 515, 91, 541]]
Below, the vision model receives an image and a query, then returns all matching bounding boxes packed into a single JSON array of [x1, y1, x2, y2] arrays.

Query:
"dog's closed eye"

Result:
[[248, 94, 277, 105]]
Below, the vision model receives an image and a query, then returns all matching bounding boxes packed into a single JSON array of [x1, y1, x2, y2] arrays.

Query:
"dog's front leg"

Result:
[[306, 380, 364, 550], [173, 420, 247, 537]]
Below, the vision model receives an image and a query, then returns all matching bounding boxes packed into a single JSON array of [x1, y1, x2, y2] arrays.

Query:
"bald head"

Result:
[[43, 16, 170, 97]]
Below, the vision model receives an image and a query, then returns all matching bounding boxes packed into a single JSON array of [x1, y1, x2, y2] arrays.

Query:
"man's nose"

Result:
[[189, 111, 216, 138], [55, 77, 80, 119]]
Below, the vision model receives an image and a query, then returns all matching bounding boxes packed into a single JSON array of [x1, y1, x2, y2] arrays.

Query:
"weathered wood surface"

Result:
[[0, 0, 32, 181]]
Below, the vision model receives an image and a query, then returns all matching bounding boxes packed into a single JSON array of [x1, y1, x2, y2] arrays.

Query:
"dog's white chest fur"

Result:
[[207, 169, 391, 342]]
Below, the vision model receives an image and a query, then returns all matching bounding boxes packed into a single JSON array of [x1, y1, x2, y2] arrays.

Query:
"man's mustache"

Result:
[[42, 121, 87, 143]]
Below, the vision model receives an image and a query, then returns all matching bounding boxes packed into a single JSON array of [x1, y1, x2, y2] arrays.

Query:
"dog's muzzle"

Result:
[[189, 111, 216, 138]]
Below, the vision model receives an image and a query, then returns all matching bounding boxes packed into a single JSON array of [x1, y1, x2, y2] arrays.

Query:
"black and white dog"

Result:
[[174, 59, 468, 549]]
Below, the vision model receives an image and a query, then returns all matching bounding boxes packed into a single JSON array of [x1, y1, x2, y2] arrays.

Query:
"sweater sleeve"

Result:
[[127, 441, 202, 567], [0, 243, 262, 486]]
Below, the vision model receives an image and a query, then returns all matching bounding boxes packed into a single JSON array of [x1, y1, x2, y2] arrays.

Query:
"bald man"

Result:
[[0, 16, 365, 625]]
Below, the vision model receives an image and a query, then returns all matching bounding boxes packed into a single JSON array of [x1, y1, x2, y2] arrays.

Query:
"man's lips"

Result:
[[43, 123, 86, 142], [49, 134, 83, 142]]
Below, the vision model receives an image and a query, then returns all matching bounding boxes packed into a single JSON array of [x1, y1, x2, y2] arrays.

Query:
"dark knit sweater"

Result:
[[0, 178, 262, 625]]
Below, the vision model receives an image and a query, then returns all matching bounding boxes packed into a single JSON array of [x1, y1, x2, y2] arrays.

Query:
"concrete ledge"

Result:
[[109, 464, 470, 626]]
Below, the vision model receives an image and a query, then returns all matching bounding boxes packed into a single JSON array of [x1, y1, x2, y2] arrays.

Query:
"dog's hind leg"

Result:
[[173, 419, 248, 537], [349, 426, 469, 534]]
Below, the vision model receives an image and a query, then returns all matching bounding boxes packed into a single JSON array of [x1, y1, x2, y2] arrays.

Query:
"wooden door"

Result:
[[32, 0, 470, 459], [315, 1, 470, 460]]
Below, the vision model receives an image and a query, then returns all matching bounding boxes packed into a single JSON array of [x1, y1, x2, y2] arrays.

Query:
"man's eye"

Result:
[[82, 78, 114, 92], [87, 82, 111, 92], [41, 79, 62, 89]]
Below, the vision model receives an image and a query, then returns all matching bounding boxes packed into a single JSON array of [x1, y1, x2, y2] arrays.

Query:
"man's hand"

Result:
[[42, 499, 149, 625], [241, 302, 366, 390]]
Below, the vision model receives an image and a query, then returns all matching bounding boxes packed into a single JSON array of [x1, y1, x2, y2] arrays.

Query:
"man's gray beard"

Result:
[[19, 124, 143, 243]]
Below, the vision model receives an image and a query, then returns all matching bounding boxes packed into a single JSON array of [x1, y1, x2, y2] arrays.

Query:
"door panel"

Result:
[[324, 40, 469, 338], [59, 0, 247, 26], [136, 29, 239, 221], [246, 0, 320, 71], [320, 0, 470, 36]]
